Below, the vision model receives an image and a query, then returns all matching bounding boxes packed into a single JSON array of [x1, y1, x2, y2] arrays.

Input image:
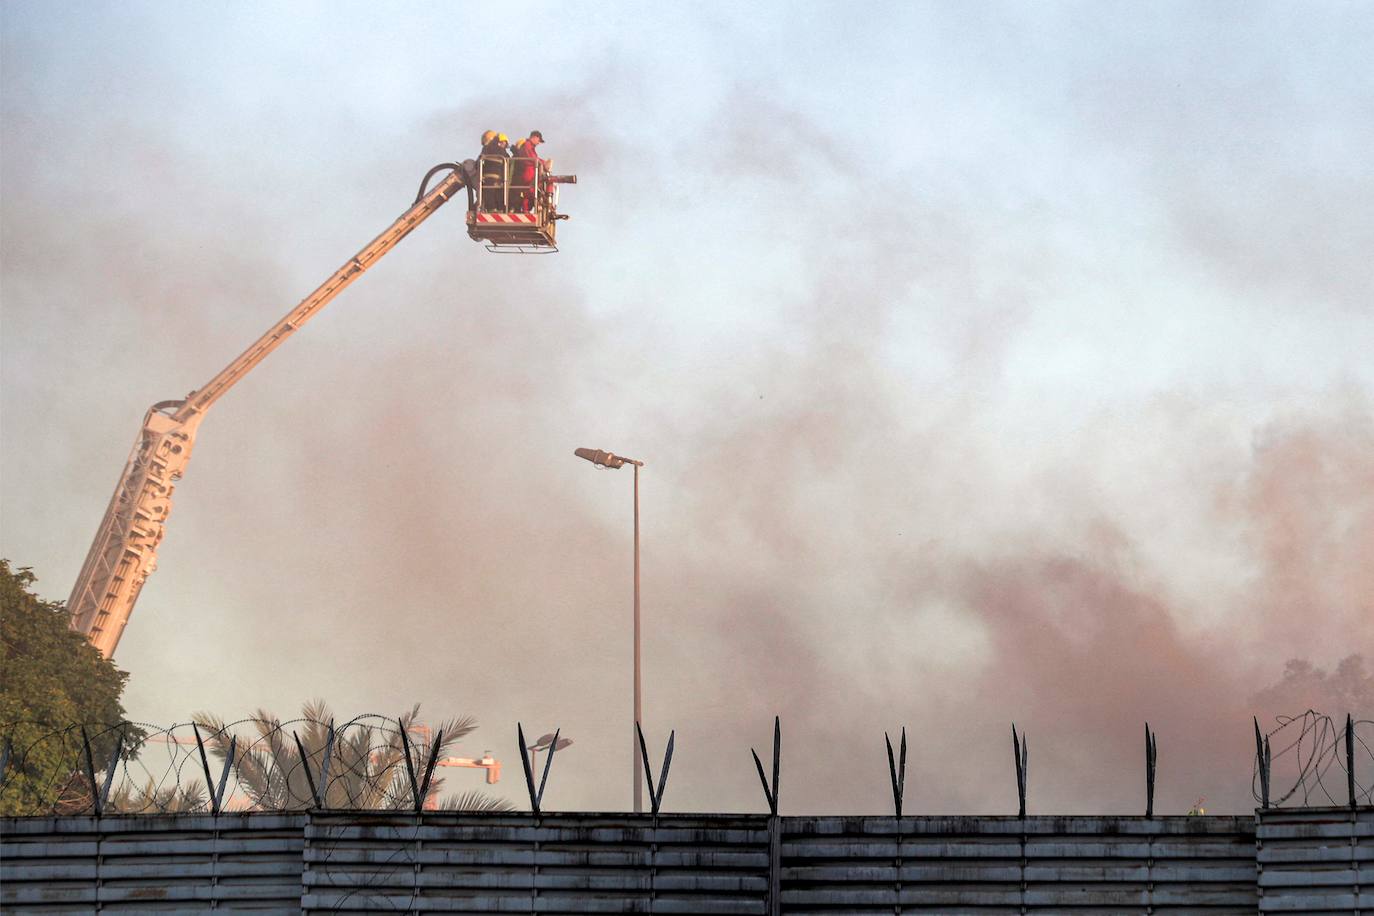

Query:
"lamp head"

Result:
[[575, 447, 642, 468]]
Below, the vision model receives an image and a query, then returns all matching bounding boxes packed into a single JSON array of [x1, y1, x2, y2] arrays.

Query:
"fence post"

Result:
[[1145, 723, 1157, 819], [1346, 714, 1357, 811], [767, 814, 781, 916], [1012, 725, 1028, 818], [885, 728, 907, 817], [1254, 718, 1270, 810]]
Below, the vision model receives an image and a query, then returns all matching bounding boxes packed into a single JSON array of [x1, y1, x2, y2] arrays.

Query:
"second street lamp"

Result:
[[527, 732, 574, 775], [573, 447, 645, 814]]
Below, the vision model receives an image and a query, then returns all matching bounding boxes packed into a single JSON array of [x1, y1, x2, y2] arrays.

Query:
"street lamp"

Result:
[[574, 447, 645, 813]]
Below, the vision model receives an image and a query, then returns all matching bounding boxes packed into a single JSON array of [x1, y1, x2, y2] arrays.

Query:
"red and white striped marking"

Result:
[[474, 212, 538, 224]]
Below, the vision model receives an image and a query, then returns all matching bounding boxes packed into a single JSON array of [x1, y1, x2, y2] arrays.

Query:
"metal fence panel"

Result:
[[1257, 806, 1374, 914], [300, 812, 773, 915], [0, 813, 305, 912], [781, 816, 1258, 914]]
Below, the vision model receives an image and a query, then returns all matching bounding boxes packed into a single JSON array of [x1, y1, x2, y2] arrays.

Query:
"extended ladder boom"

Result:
[[69, 167, 469, 657]]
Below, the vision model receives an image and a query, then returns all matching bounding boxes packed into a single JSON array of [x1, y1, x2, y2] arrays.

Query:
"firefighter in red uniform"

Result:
[[511, 131, 545, 213]]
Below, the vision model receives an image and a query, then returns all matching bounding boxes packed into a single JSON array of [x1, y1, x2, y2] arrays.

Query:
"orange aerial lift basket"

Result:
[[467, 154, 577, 253]]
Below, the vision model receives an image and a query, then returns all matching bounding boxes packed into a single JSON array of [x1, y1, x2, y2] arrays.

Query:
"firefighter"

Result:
[[511, 130, 545, 212], [480, 132, 511, 210]]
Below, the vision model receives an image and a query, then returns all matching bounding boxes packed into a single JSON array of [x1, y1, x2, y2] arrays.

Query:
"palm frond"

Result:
[[160, 703, 494, 812], [438, 790, 516, 812]]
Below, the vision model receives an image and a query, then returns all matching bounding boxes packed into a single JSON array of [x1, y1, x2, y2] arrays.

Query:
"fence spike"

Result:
[[317, 719, 336, 807], [1023, 733, 1030, 815], [772, 716, 781, 814], [100, 727, 125, 814], [420, 728, 445, 808], [899, 727, 908, 809], [1263, 735, 1272, 808], [1012, 725, 1027, 818], [751, 748, 771, 812], [214, 736, 237, 813], [291, 731, 321, 808], [1347, 714, 1357, 810], [636, 723, 654, 809], [1254, 717, 1270, 809], [517, 723, 540, 813], [400, 722, 422, 812], [536, 727, 561, 810], [656, 729, 676, 813], [80, 726, 101, 817], [192, 723, 219, 814]]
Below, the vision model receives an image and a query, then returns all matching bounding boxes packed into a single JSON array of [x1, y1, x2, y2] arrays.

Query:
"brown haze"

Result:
[[3, 22, 1371, 816]]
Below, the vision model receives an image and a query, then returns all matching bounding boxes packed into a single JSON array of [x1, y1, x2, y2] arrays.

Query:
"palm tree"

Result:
[[194, 700, 512, 812]]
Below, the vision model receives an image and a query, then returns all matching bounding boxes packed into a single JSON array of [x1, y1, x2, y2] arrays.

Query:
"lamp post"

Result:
[[574, 447, 645, 813]]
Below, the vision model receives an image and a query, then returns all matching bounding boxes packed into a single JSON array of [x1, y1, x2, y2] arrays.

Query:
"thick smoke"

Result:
[[2, 9, 1370, 816]]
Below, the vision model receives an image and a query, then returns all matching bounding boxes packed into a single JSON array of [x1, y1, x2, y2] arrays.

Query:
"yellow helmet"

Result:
[[481, 130, 496, 145], [496, 133, 508, 144]]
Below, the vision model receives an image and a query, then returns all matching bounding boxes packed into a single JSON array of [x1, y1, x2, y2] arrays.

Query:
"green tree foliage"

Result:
[[0, 560, 141, 815], [195, 700, 513, 812]]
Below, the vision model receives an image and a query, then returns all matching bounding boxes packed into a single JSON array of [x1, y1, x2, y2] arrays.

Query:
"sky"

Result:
[[2, 1, 1371, 816]]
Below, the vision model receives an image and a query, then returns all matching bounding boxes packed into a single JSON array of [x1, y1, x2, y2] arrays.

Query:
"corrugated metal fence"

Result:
[[3, 808, 1370, 913], [782, 816, 1257, 913], [301, 813, 772, 914], [1, 813, 304, 910], [1257, 806, 1373, 914]]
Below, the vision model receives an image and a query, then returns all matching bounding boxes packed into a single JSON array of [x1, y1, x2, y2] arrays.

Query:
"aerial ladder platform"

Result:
[[69, 154, 575, 657]]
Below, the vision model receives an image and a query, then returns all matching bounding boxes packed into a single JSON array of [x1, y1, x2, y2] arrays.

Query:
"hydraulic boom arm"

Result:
[[69, 166, 469, 657]]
